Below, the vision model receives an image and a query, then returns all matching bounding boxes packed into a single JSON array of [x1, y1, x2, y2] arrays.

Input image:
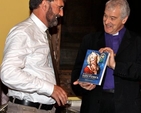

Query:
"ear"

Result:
[[122, 16, 128, 24], [41, 0, 49, 11]]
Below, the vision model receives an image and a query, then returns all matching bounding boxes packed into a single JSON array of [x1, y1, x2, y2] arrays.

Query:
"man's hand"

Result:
[[51, 85, 68, 106], [99, 47, 116, 70], [73, 80, 96, 90]]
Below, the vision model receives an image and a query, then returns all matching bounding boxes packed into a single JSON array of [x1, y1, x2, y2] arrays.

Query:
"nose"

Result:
[[59, 10, 63, 16], [104, 17, 110, 24]]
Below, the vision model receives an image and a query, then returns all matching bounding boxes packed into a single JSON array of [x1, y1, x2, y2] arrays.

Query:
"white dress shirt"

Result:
[[0, 13, 56, 104]]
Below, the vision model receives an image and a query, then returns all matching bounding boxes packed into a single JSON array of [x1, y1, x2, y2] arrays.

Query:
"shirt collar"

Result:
[[112, 32, 119, 36], [30, 13, 48, 33], [105, 27, 126, 37]]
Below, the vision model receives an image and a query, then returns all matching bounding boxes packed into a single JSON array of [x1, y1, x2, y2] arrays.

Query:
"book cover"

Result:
[[78, 49, 110, 85]]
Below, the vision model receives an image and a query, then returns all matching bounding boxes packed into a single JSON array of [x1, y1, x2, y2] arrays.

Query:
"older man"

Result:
[[71, 0, 141, 113]]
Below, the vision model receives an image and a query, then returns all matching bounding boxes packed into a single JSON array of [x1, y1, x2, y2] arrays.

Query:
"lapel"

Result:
[[116, 30, 132, 57]]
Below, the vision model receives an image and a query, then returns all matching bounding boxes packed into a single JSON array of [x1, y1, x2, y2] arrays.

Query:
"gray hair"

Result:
[[105, 0, 130, 19]]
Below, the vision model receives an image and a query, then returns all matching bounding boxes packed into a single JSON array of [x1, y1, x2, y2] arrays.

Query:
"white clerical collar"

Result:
[[112, 32, 119, 36]]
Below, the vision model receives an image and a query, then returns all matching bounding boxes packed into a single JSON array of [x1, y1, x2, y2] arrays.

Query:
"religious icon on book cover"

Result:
[[79, 49, 110, 85]]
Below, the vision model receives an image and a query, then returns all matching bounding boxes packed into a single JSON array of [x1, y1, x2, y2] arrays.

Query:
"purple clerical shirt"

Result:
[[103, 27, 126, 89]]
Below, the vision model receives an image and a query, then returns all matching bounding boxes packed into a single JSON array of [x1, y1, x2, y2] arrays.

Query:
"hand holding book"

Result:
[[99, 47, 115, 70], [78, 49, 110, 85], [73, 80, 96, 90]]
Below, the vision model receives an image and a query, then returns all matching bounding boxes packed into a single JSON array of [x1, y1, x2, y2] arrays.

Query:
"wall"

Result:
[[0, 0, 29, 64], [60, 0, 105, 69]]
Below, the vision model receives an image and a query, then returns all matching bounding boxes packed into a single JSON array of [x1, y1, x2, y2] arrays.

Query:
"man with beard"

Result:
[[0, 0, 67, 113], [71, 0, 141, 113]]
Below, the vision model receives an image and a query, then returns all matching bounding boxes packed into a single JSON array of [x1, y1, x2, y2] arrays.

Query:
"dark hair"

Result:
[[29, 0, 43, 11], [29, 0, 65, 11]]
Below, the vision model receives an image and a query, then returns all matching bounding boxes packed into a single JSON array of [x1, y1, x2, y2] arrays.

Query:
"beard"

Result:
[[46, 6, 59, 27]]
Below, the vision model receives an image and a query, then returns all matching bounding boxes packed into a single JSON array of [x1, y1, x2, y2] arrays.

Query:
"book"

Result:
[[78, 49, 110, 85]]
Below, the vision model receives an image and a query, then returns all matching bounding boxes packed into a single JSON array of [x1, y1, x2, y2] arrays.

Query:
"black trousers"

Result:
[[80, 91, 115, 113], [98, 91, 115, 113]]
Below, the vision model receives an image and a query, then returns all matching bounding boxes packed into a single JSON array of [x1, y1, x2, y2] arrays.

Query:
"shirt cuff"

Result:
[[38, 81, 54, 96]]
